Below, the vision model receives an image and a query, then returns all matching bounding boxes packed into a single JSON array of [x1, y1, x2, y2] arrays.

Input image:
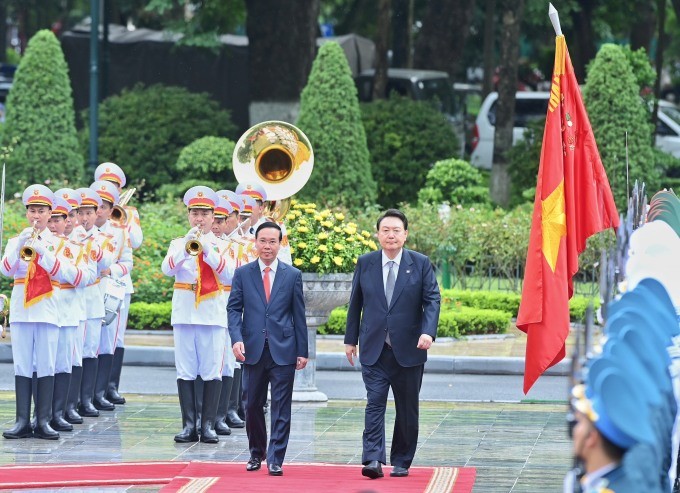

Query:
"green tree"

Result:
[[362, 96, 459, 206], [156, 136, 237, 198], [296, 42, 376, 209], [583, 43, 659, 208], [2, 30, 83, 195], [418, 158, 489, 206], [81, 84, 237, 198]]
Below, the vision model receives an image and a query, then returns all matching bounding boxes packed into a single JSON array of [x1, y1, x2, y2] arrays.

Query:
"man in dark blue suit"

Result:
[[228, 222, 308, 476], [345, 209, 440, 479]]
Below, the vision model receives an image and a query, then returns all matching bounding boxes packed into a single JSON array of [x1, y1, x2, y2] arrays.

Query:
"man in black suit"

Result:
[[228, 222, 308, 476], [344, 209, 440, 479]]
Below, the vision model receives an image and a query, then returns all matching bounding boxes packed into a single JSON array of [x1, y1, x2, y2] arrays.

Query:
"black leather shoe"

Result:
[[246, 458, 262, 471], [268, 463, 283, 476], [361, 460, 384, 479], [390, 466, 409, 477]]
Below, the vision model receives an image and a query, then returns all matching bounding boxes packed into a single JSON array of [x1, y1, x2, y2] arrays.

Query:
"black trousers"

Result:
[[361, 344, 424, 468], [242, 344, 295, 466]]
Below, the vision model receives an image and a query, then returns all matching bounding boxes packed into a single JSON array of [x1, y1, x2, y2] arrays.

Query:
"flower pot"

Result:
[[293, 273, 353, 402]]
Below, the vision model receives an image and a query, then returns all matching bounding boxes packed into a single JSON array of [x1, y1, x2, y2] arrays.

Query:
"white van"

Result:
[[470, 91, 680, 169]]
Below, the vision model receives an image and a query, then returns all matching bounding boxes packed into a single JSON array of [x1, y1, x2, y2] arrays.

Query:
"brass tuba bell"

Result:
[[232, 121, 314, 221], [111, 188, 136, 226]]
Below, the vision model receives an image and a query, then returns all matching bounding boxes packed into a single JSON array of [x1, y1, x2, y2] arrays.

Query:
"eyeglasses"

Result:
[[257, 239, 279, 246]]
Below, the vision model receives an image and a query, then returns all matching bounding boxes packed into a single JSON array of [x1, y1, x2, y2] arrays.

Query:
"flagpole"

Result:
[[548, 3, 562, 36]]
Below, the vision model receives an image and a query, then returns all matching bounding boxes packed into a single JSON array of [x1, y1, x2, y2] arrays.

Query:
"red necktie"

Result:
[[263, 266, 271, 303]]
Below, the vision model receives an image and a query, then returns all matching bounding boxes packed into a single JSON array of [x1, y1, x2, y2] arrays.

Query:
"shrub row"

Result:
[[317, 306, 510, 338], [441, 289, 599, 322], [123, 289, 598, 333]]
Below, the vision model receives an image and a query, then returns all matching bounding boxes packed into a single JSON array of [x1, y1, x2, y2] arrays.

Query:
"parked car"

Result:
[[470, 91, 680, 169], [355, 68, 465, 155]]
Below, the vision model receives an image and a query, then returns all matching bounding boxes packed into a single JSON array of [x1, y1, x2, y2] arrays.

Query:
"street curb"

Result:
[[0, 344, 569, 376]]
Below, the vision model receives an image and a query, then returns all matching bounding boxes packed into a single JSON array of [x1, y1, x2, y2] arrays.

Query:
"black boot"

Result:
[[31, 372, 38, 430], [227, 367, 245, 428], [214, 376, 232, 436], [65, 365, 84, 424], [34, 376, 59, 440], [3, 376, 33, 439], [93, 354, 115, 411], [50, 372, 73, 432], [200, 379, 221, 444], [78, 357, 100, 417], [106, 347, 126, 404], [194, 376, 204, 433], [175, 379, 199, 443]]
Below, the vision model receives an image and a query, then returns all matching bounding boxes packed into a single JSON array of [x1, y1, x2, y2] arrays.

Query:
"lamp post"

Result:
[[88, 0, 100, 175]]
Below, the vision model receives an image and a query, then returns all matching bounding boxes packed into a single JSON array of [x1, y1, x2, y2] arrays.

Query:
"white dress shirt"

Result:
[[258, 257, 279, 295]]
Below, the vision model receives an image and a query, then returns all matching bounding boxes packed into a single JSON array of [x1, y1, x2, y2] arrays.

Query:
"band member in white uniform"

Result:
[[71, 188, 115, 418], [211, 194, 239, 434], [94, 162, 142, 405], [220, 191, 248, 428], [161, 186, 233, 444], [1, 185, 81, 440], [90, 180, 132, 411], [56, 188, 89, 424], [44, 196, 95, 432]]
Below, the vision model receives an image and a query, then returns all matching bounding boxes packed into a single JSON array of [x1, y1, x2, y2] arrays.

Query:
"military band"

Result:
[[1, 121, 308, 447]]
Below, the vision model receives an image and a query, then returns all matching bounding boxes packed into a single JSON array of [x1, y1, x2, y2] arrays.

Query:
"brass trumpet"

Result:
[[20, 221, 40, 262], [185, 228, 204, 256], [111, 188, 136, 226]]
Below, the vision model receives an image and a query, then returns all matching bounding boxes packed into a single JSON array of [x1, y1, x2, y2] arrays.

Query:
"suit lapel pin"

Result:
[[406, 270, 411, 274]]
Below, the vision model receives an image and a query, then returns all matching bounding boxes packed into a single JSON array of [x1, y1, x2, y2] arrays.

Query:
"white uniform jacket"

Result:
[[99, 220, 134, 295], [54, 236, 95, 328], [125, 206, 143, 250], [1, 229, 80, 324], [161, 231, 233, 327], [70, 225, 115, 319]]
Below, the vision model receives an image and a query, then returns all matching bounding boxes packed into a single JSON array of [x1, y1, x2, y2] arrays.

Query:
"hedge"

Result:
[[317, 306, 511, 338], [128, 302, 172, 331], [124, 289, 599, 333], [441, 289, 599, 322]]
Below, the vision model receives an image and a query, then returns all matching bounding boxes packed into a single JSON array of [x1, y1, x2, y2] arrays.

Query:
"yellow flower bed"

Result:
[[286, 200, 377, 273]]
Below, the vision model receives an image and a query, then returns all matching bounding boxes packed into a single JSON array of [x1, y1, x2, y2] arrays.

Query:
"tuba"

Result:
[[111, 188, 136, 226], [232, 121, 314, 221]]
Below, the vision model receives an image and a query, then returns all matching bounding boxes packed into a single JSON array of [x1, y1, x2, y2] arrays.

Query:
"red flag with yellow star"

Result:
[[517, 35, 619, 393]]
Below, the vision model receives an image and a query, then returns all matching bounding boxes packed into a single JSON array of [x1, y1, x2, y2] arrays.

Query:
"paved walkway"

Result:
[[0, 394, 572, 492]]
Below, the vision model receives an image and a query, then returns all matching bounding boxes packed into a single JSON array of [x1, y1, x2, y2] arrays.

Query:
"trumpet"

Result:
[[185, 228, 204, 256], [111, 187, 136, 226], [20, 221, 40, 262]]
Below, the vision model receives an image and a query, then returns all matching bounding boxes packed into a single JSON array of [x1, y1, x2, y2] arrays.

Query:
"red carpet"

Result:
[[0, 461, 476, 492]]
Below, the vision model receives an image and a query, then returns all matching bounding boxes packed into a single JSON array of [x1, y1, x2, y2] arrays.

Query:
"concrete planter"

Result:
[[293, 272, 353, 402]]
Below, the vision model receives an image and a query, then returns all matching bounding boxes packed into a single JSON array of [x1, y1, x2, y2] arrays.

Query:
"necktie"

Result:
[[263, 266, 271, 303], [385, 261, 396, 306], [385, 261, 395, 347]]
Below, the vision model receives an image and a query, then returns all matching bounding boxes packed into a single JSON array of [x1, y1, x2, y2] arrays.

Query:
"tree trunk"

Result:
[[482, 0, 496, 98], [391, 0, 409, 68], [372, 0, 391, 100], [652, 0, 665, 144], [490, 0, 524, 208], [630, 0, 656, 53], [245, 0, 320, 101], [413, 0, 476, 79], [568, 0, 596, 82]]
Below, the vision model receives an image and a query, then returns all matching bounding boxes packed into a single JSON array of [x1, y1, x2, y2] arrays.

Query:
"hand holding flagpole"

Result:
[[548, 3, 562, 36]]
